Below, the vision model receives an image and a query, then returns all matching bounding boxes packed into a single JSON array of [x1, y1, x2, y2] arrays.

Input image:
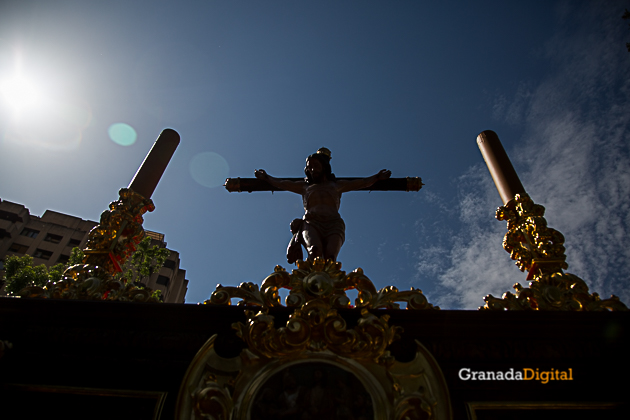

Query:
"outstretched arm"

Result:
[[337, 169, 391, 193], [254, 169, 305, 194]]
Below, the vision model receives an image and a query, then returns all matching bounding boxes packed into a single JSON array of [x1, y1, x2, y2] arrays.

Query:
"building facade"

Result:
[[0, 198, 188, 303]]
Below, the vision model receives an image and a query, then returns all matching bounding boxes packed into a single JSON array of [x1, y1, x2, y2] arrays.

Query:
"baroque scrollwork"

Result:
[[394, 395, 435, 420], [83, 188, 155, 273], [212, 259, 408, 363], [206, 257, 438, 310], [17, 188, 161, 302], [182, 259, 450, 419], [481, 194, 628, 311], [495, 193, 567, 277], [235, 302, 401, 363], [482, 272, 628, 311], [191, 374, 233, 420], [177, 336, 452, 420]]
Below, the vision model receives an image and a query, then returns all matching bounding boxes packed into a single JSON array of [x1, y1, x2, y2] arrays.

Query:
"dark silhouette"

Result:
[[255, 148, 390, 263]]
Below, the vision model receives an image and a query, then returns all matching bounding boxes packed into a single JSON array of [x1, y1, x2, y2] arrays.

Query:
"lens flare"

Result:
[[108, 123, 137, 146], [189, 152, 229, 188]]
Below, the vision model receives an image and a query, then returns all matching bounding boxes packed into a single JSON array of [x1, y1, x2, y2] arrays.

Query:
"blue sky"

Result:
[[1, 1, 629, 307]]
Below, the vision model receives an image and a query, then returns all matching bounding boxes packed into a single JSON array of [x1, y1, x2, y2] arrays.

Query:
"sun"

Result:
[[0, 73, 44, 117]]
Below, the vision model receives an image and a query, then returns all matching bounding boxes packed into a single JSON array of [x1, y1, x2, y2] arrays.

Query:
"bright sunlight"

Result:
[[0, 73, 44, 118]]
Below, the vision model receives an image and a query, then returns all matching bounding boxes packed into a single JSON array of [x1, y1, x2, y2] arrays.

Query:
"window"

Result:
[[57, 254, 70, 264], [33, 249, 53, 260], [8, 243, 29, 254], [20, 228, 39, 238], [164, 259, 176, 270], [68, 238, 82, 247], [156, 275, 170, 286], [0, 260, 4, 270], [44, 233, 63, 244]]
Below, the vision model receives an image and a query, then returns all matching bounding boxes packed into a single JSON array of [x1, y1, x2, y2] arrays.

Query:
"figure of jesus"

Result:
[[254, 148, 391, 263]]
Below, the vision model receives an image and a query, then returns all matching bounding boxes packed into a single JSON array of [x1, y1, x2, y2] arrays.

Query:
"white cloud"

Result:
[[421, 165, 519, 309], [426, 2, 630, 308], [492, 82, 534, 126]]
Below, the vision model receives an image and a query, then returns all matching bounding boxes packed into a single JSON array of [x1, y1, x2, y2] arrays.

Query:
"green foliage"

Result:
[[2, 247, 87, 295], [3, 255, 56, 295], [115, 236, 170, 284], [47, 262, 68, 283], [69, 247, 85, 265], [150, 289, 164, 302], [2, 236, 168, 296]]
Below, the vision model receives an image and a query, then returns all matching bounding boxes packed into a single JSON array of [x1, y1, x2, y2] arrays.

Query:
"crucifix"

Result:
[[224, 148, 423, 263]]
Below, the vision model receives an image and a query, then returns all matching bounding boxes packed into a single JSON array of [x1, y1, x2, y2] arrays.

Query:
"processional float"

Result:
[[11, 129, 627, 420]]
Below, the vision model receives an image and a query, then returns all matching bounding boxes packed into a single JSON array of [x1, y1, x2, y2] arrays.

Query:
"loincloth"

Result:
[[286, 213, 345, 263], [303, 213, 345, 242]]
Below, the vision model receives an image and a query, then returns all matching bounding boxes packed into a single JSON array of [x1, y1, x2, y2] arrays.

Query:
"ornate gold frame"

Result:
[[176, 259, 451, 420], [176, 337, 451, 420]]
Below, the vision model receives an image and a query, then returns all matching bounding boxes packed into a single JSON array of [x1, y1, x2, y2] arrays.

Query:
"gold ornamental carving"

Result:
[[176, 341, 452, 420], [83, 188, 155, 273], [481, 194, 628, 311], [495, 193, 567, 278], [178, 260, 450, 419], [18, 188, 161, 303], [177, 329, 451, 420], [235, 303, 400, 363], [206, 258, 438, 310]]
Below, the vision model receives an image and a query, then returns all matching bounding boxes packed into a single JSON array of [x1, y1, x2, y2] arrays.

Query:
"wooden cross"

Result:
[[224, 176, 423, 193], [224, 148, 423, 263]]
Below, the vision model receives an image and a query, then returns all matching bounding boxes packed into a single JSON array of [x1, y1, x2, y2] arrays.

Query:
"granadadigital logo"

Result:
[[458, 368, 573, 384]]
